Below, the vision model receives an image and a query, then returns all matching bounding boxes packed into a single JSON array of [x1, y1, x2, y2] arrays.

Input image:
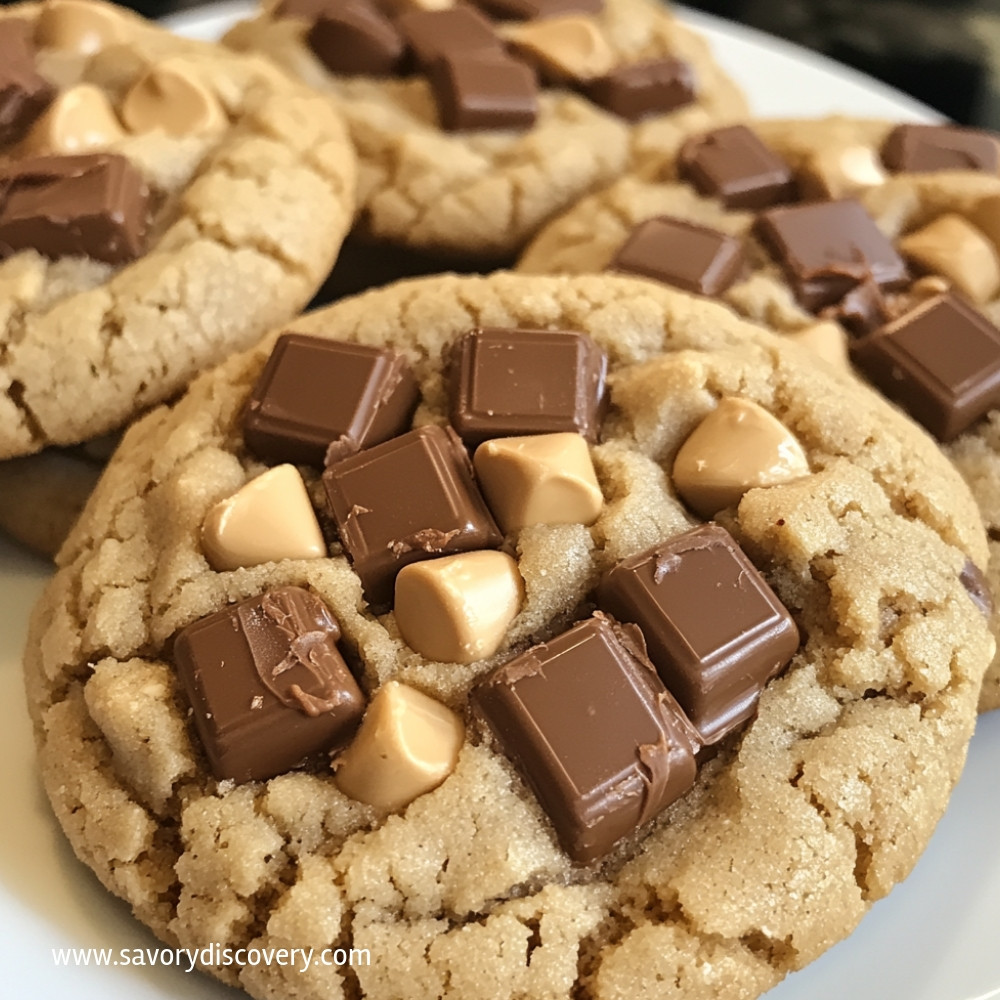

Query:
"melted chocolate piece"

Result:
[[473, 615, 701, 864], [447, 326, 607, 447], [825, 276, 892, 337], [596, 524, 800, 744], [586, 57, 695, 121], [323, 424, 502, 608], [851, 292, 1000, 442], [396, 6, 502, 72], [610, 215, 745, 297], [243, 333, 420, 467], [428, 51, 538, 132], [0, 18, 55, 149], [0, 154, 150, 264], [677, 124, 797, 210], [174, 586, 366, 782], [306, 0, 404, 77], [960, 559, 993, 619], [755, 198, 909, 312], [881, 124, 1000, 175]]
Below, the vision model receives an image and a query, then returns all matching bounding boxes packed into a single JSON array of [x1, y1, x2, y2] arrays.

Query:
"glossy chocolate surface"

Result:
[[881, 123, 1000, 174], [429, 51, 538, 133], [243, 333, 420, 467], [174, 586, 366, 782], [0, 18, 55, 148], [447, 327, 607, 446], [473, 615, 700, 864], [0, 153, 150, 264], [610, 215, 745, 297], [396, 6, 502, 71], [851, 292, 1000, 442], [755, 198, 909, 311], [596, 524, 800, 744], [323, 424, 502, 607], [306, 0, 404, 77], [586, 57, 695, 121]]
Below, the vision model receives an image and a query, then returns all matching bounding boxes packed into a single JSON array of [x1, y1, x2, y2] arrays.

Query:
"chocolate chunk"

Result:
[[0, 18, 56, 149], [428, 51, 538, 132], [174, 586, 366, 783], [273, 0, 336, 21], [473, 615, 701, 864], [447, 327, 607, 447], [881, 124, 1000, 175], [960, 559, 993, 619], [755, 198, 909, 312], [0, 154, 150, 264], [396, 6, 502, 72], [323, 424, 502, 608], [596, 524, 800, 744], [306, 0, 404, 77], [586, 57, 695, 121], [677, 124, 797, 210], [610, 216, 745, 297], [472, 0, 602, 20], [243, 333, 420, 467], [851, 292, 1000, 442], [824, 276, 892, 337]]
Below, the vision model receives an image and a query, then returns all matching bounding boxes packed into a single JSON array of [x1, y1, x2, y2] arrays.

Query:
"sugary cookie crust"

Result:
[[222, 0, 747, 258], [24, 273, 992, 1000], [0, 0, 357, 459], [518, 116, 1000, 712]]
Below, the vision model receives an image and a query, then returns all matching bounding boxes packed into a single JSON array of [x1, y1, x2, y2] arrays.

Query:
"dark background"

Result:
[[6, 0, 1000, 127]]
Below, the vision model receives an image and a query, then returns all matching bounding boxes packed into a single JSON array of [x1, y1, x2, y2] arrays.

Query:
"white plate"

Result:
[[2, 5, 996, 999]]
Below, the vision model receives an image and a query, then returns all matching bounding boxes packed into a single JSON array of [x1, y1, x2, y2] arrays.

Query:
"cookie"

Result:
[[221, 0, 747, 275], [24, 272, 993, 1000], [0, 0, 357, 463], [518, 116, 1000, 711]]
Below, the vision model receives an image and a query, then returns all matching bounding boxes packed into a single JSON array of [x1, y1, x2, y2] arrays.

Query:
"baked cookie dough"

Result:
[[0, 0, 357, 465], [519, 116, 1000, 711], [222, 0, 747, 269], [25, 272, 994, 1000]]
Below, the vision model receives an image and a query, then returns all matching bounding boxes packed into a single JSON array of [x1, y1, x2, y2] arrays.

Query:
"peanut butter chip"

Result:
[[898, 213, 1000, 305], [800, 144, 887, 200], [394, 550, 524, 664], [672, 397, 810, 519], [502, 16, 616, 83], [200, 464, 326, 571], [18, 84, 124, 155], [473, 432, 603, 534], [121, 58, 226, 137], [34, 0, 127, 55], [334, 681, 465, 812], [785, 321, 851, 373]]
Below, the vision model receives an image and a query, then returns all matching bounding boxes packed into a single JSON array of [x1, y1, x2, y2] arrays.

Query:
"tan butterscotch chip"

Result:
[[785, 321, 850, 373], [799, 144, 887, 200], [334, 681, 464, 812], [474, 432, 603, 534], [672, 397, 810, 519], [897, 213, 1000, 305], [394, 550, 524, 664], [200, 464, 326, 572], [501, 16, 616, 84], [34, 0, 127, 55], [121, 58, 227, 137], [17, 83, 124, 155]]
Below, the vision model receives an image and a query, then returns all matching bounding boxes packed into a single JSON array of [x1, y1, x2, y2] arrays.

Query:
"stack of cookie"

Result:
[[5, 3, 1000, 1000]]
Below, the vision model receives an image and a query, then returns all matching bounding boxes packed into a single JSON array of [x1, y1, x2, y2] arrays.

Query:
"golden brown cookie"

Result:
[[25, 272, 993, 1000]]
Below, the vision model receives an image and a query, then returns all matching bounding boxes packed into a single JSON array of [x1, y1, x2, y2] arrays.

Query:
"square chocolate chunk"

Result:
[[473, 615, 701, 864], [396, 6, 502, 71], [174, 586, 366, 783], [610, 216, 745, 297], [428, 51, 538, 133], [0, 154, 149, 264], [881, 124, 1000, 175], [678, 124, 797, 210], [244, 333, 420, 466], [596, 524, 800, 744], [0, 18, 55, 148], [851, 292, 1000, 442], [586, 57, 695, 122], [754, 198, 909, 311], [323, 424, 502, 607], [447, 327, 607, 446]]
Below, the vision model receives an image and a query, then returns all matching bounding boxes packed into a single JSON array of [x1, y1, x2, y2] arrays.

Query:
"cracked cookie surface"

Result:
[[23, 272, 994, 1000], [519, 115, 1000, 712], [0, 0, 357, 461]]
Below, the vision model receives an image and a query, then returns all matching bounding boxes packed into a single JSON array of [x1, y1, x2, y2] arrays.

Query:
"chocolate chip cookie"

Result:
[[24, 271, 994, 1000]]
